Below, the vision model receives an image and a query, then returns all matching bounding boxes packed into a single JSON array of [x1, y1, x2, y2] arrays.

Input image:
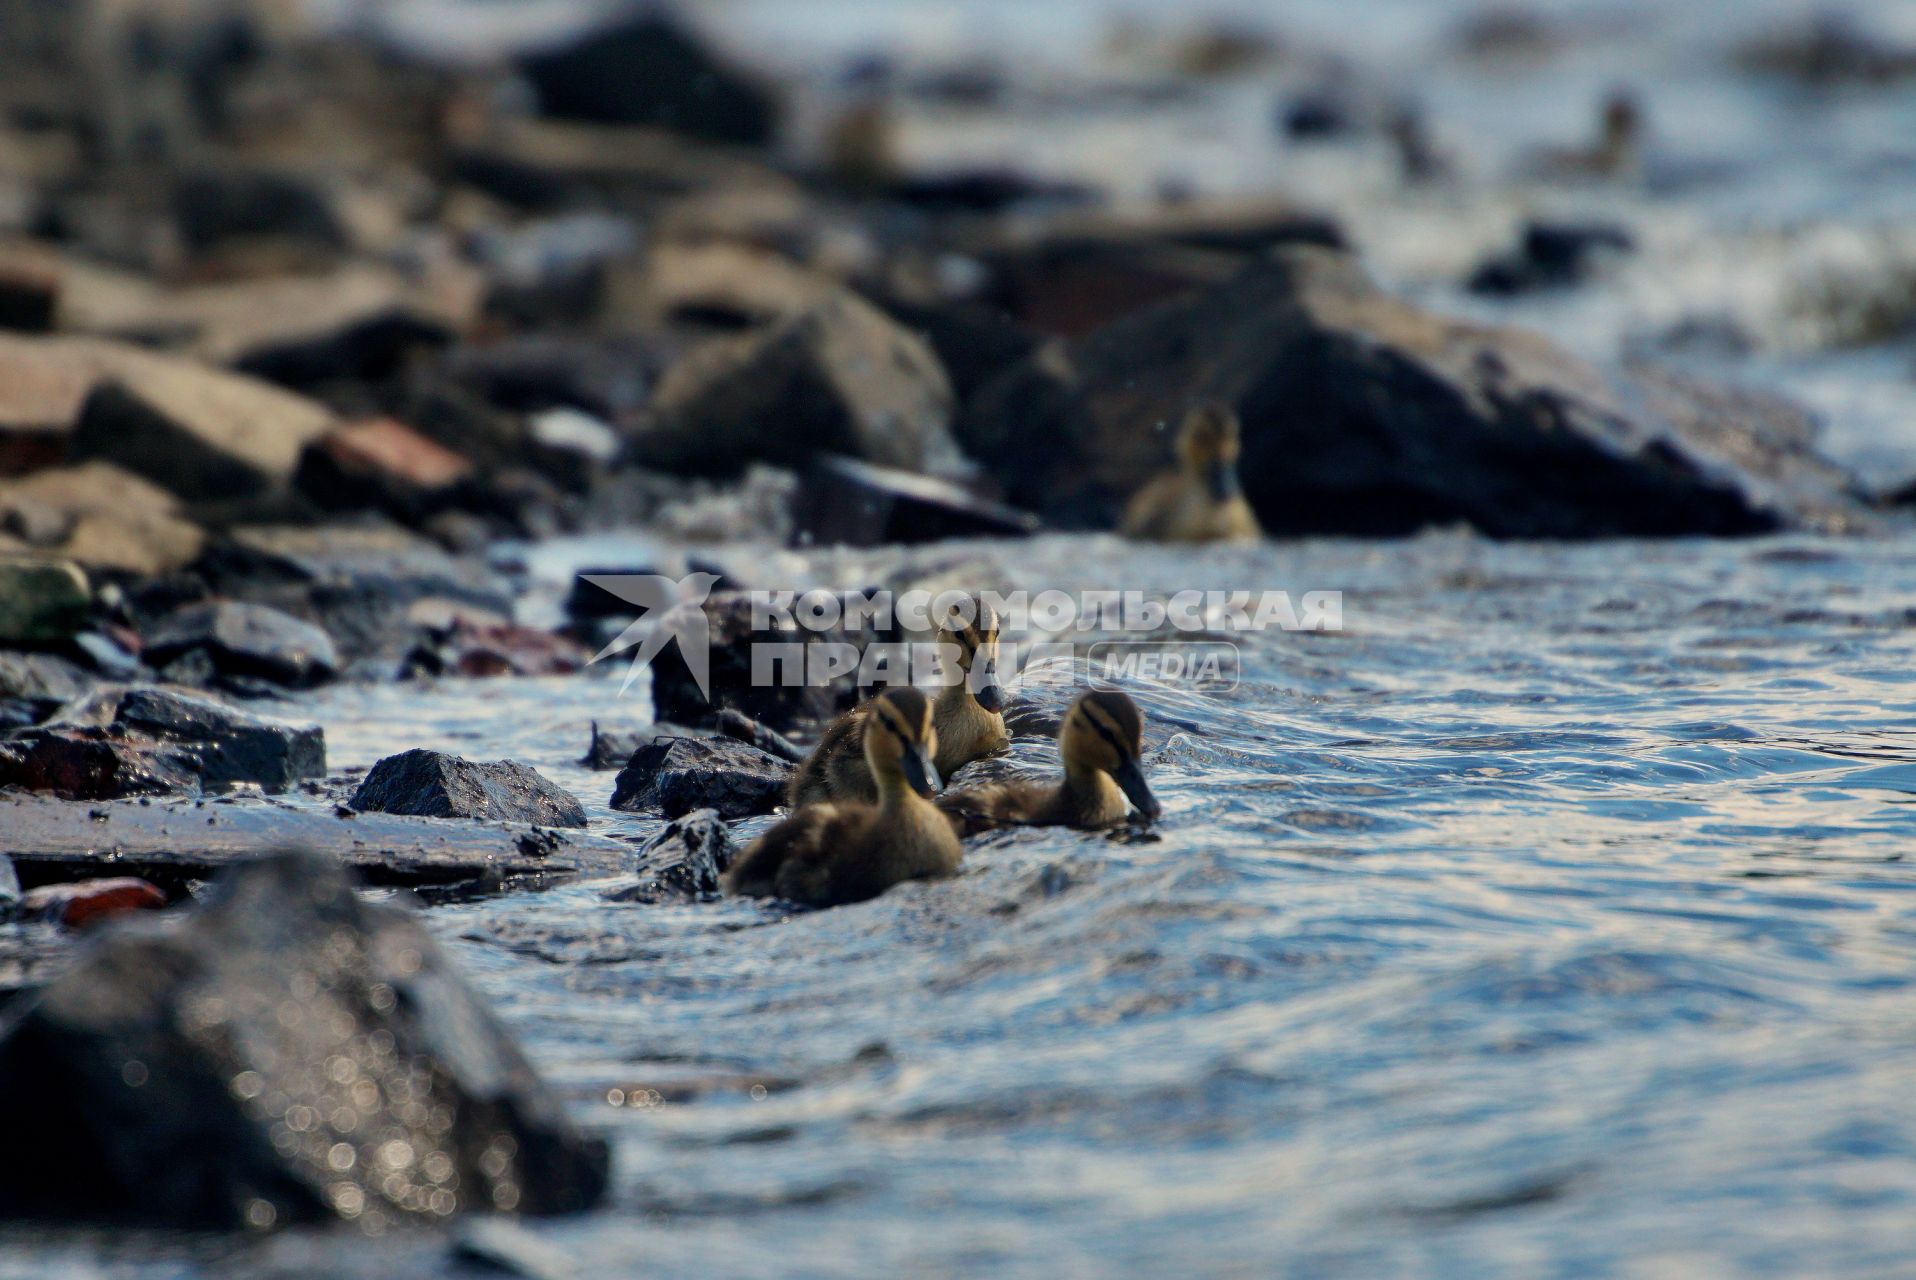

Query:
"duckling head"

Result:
[[941, 594, 1005, 713], [1061, 689, 1161, 821], [865, 686, 942, 798], [1177, 401, 1245, 504]]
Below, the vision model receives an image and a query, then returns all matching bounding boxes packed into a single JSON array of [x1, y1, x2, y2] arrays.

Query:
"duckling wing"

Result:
[[722, 803, 845, 897], [936, 778, 1055, 836], [788, 706, 870, 806]]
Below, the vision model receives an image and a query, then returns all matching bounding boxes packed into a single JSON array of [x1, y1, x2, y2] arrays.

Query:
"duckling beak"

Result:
[[1112, 757, 1161, 822], [1207, 460, 1242, 504], [901, 744, 942, 798], [972, 665, 1005, 714]]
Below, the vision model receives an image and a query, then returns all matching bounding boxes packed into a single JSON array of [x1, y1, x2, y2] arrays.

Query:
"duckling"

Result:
[[938, 689, 1161, 835], [1527, 89, 1642, 181], [788, 595, 1009, 806], [1122, 401, 1263, 543], [723, 687, 962, 906]]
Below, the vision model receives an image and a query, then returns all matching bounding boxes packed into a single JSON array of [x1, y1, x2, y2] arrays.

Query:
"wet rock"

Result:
[[609, 736, 791, 820], [109, 687, 327, 792], [579, 722, 703, 771], [18, 877, 167, 930], [295, 418, 476, 518], [1469, 221, 1634, 295], [0, 848, 611, 1228], [64, 343, 336, 510], [793, 455, 1040, 547], [959, 245, 1858, 537], [604, 809, 735, 903], [0, 730, 202, 801], [647, 591, 861, 732], [399, 619, 588, 680], [518, 13, 779, 146], [636, 291, 958, 478], [146, 601, 340, 689], [2, 685, 325, 798], [0, 558, 88, 644], [0, 793, 628, 898], [0, 463, 206, 575], [352, 750, 587, 828]]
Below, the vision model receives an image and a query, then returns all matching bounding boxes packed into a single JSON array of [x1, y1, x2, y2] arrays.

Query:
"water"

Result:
[[216, 531, 1916, 1277]]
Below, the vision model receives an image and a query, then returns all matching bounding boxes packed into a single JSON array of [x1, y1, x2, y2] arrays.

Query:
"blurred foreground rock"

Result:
[[351, 749, 587, 828], [0, 849, 609, 1229], [0, 558, 88, 643], [961, 246, 1862, 536]]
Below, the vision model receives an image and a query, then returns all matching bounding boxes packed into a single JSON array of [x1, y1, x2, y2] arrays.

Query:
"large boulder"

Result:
[[351, 750, 587, 828], [635, 291, 959, 479], [518, 14, 779, 146], [957, 246, 1862, 536], [609, 736, 790, 820], [0, 848, 609, 1229]]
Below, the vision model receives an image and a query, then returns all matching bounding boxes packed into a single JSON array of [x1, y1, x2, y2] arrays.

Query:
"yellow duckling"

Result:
[[938, 689, 1161, 836], [788, 595, 1009, 806], [1121, 402, 1262, 543], [723, 687, 962, 906]]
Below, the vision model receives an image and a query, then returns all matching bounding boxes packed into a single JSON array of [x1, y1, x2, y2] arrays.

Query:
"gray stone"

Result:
[[609, 737, 790, 820], [604, 809, 735, 903], [352, 750, 587, 828], [146, 601, 341, 689], [0, 849, 610, 1228]]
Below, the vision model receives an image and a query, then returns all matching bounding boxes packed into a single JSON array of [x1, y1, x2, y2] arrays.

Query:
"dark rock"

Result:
[[519, 14, 779, 146], [0, 793, 630, 898], [235, 312, 454, 392], [872, 295, 1043, 403], [604, 809, 735, 903], [0, 557, 89, 644], [885, 170, 1099, 217], [609, 737, 790, 820], [170, 167, 349, 255], [146, 600, 340, 689], [1280, 88, 1359, 140], [111, 686, 327, 792], [565, 565, 665, 624], [793, 454, 1040, 547], [958, 245, 1859, 537], [1469, 221, 1634, 296], [352, 750, 587, 828], [714, 708, 806, 764], [646, 591, 862, 732], [0, 730, 203, 800], [0, 650, 90, 726], [0, 848, 610, 1228], [635, 291, 958, 479], [579, 721, 703, 772], [1735, 14, 1916, 85], [18, 877, 167, 930], [0, 260, 57, 333]]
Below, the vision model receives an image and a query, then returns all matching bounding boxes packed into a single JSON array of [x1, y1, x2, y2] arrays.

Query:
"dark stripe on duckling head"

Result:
[[1074, 691, 1144, 755], [874, 686, 933, 741]]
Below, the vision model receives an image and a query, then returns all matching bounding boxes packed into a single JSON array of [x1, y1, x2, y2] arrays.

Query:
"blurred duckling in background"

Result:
[[1122, 401, 1262, 543], [724, 687, 962, 907], [939, 690, 1161, 836], [1528, 89, 1642, 181], [789, 595, 1009, 806]]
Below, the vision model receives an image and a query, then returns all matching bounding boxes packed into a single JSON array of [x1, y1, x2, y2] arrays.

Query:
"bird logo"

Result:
[[580, 572, 723, 701]]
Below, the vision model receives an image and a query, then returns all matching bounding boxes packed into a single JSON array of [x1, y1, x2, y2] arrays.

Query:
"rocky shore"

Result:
[[0, 0, 1908, 1249]]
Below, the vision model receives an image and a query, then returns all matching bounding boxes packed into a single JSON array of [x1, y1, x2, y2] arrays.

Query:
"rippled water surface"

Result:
[[257, 532, 1916, 1276]]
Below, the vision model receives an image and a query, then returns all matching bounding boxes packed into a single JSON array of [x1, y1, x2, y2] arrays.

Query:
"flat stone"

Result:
[[0, 463, 205, 575], [609, 737, 790, 820], [0, 791, 626, 897], [351, 749, 587, 828], [0, 849, 610, 1228]]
